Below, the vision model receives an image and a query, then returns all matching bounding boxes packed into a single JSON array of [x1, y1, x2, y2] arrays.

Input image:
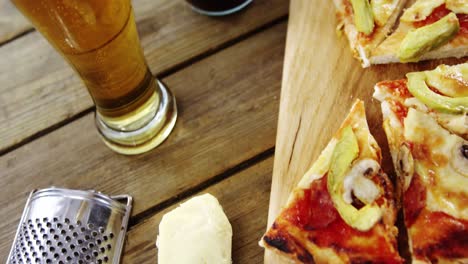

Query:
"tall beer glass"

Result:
[[12, 0, 177, 155]]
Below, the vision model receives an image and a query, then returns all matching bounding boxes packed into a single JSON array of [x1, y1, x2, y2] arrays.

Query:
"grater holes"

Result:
[[54, 252, 59, 259], [72, 231, 79, 237], [50, 246, 55, 252], [50, 228, 55, 234], [73, 251, 79, 257], [66, 255, 72, 261], [106, 244, 112, 250], [69, 224, 74, 230], [61, 248, 67, 254], [85, 254, 91, 261], [65, 236, 71, 242], [109, 232, 114, 239], [53, 234, 59, 240], [64, 218, 70, 224], [103, 256, 109, 262], [60, 229, 66, 235], [103, 235, 108, 241], [70, 244, 76, 250], [92, 231, 98, 237], [85, 234, 91, 240], [46, 222, 52, 228]]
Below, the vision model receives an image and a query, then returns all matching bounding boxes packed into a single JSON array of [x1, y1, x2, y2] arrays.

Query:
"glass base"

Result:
[[189, 0, 253, 16], [95, 79, 177, 155]]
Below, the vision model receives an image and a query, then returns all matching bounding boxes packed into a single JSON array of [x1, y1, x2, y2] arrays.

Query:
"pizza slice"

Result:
[[260, 100, 403, 263], [373, 63, 468, 263], [334, 0, 408, 67], [370, 0, 468, 64]]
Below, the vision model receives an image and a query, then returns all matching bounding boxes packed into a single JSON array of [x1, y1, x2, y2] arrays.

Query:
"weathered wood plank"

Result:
[[0, 0, 30, 44], [123, 156, 273, 263], [0, 0, 288, 152], [0, 22, 285, 261]]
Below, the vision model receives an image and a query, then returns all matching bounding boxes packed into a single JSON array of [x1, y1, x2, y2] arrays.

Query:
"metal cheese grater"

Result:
[[7, 187, 132, 264]]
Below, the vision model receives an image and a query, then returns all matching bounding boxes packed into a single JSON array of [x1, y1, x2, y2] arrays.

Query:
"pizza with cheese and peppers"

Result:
[[260, 100, 403, 264], [334, 0, 408, 67], [373, 63, 468, 263], [335, 0, 468, 67]]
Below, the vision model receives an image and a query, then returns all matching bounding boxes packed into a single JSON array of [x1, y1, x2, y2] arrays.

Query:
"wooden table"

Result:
[[0, 0, 289, 262]]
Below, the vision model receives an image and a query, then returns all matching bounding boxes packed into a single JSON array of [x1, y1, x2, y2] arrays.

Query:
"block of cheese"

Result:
[[156, 193, 233, 264]]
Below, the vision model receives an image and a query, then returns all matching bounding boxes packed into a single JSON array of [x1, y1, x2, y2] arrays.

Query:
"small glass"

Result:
[[186, 0, 253, 16], [12, 0, 177, 155]]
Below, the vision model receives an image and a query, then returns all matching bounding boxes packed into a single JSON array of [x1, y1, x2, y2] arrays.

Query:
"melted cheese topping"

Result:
[[371, 0, 400, 26], [298, 139, 337, 189], [404, 109, 468, 220], [400, 0, 445, 22]]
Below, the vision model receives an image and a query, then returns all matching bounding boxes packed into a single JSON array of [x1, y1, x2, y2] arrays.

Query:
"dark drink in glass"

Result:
[[186, 0, 253, 16]]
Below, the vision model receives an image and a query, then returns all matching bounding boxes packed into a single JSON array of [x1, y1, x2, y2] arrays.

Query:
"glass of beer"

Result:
[[186, 0, 253, 16], [12, 0, 177, 155]]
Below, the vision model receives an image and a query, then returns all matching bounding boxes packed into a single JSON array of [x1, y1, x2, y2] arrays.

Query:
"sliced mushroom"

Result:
[[343, 159, 381, 205], [451, 141, 468, 177], [397, 144, 414, 191]]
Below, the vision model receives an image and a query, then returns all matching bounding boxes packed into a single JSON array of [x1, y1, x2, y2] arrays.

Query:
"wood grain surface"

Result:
[[0, 22, 285, 261], [0, 0, 30, 44], [123, 156, 273, 264], [0, 0, 288, 153], [264, 0, 466, 263]]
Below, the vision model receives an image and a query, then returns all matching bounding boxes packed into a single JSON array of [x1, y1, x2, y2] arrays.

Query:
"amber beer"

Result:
[[12, 0, 177, 154]]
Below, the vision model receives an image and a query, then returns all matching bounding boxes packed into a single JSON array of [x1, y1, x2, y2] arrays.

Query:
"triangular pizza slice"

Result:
[[373, 63, 468, 263], [370, 0, 468, 64], [334, 0, 409, 67], [260, 100, 402, 263]]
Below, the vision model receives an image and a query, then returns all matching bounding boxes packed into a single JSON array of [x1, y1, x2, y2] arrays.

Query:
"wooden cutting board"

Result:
[[264, 0, 465, 263]]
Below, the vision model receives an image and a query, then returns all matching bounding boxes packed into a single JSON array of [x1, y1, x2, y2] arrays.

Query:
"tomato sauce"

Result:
[[414, 4, 468, 37], [281, 177, 402, 263], [410, 210, 468, 260], [391, 101, 409, 124], [378, 80, 412, 98], [403, 173, 427, 227]]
